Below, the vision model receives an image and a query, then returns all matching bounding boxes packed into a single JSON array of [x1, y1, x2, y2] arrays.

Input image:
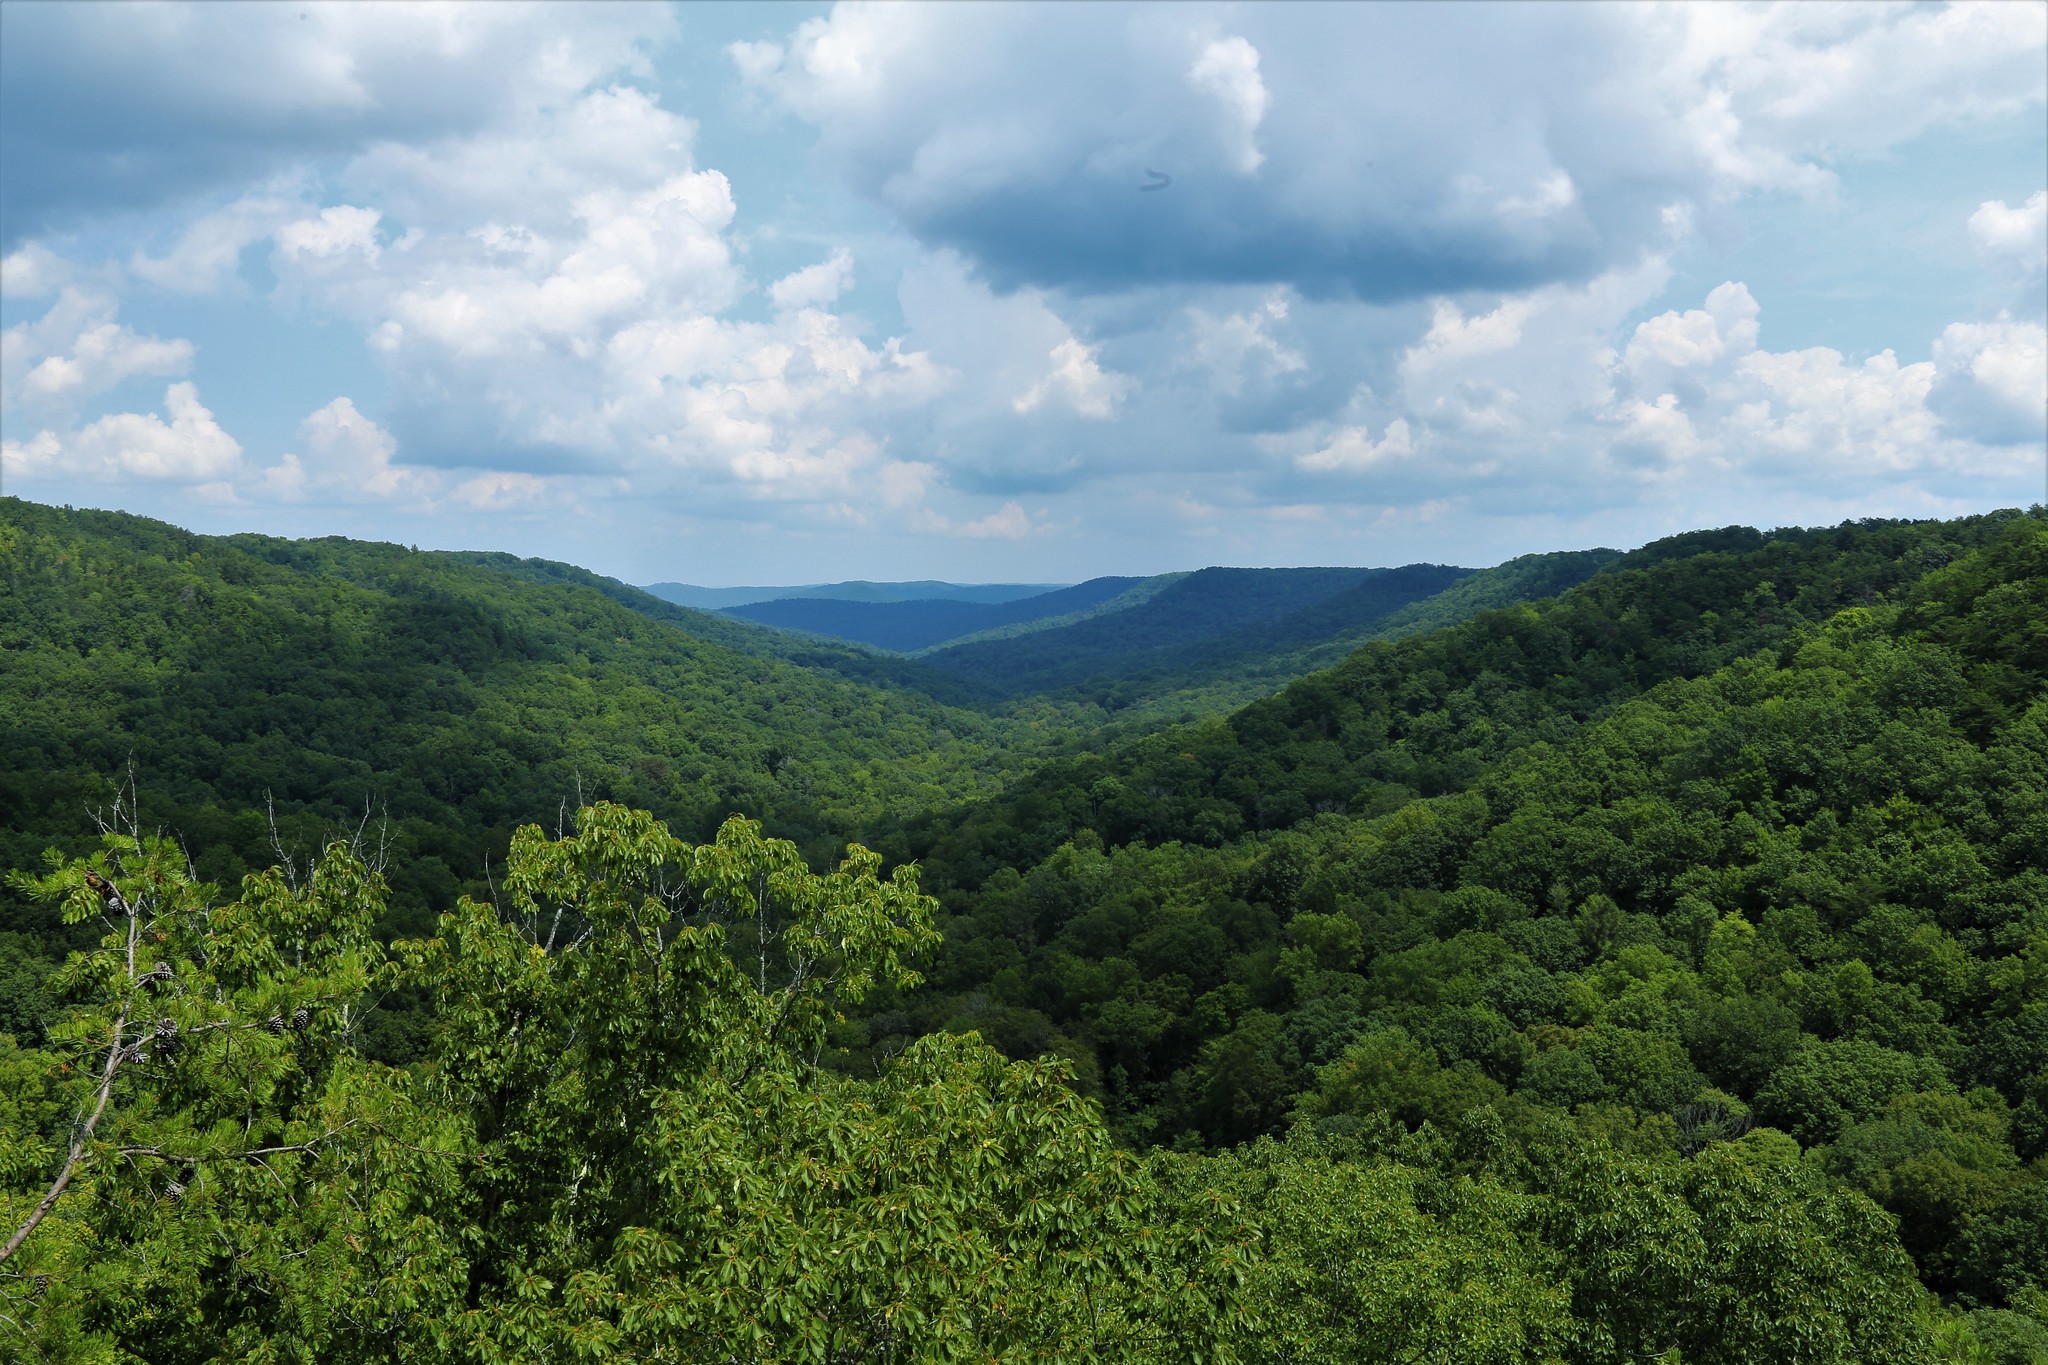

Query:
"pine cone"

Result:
[[164, 1181, 185, 1201], [155, 1017, 178, 1040], [291, 1007, 311, 1032], [266, 1015, 287, 1035]]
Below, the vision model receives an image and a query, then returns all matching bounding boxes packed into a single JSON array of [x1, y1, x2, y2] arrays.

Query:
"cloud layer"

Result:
[[738, 2, 2047, 299], [0, 2, 674, 247], [2, 1, 2042, 581]]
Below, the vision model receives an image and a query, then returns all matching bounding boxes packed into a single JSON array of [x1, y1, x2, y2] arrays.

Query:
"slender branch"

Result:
[[117, 1119, 365, 1166], [118, 1120, 480, 1169], [0, 873, 146, 1267], [265, 789, 300, 892], [2, 981, 132, 1266], [544, 900, 566, 955]]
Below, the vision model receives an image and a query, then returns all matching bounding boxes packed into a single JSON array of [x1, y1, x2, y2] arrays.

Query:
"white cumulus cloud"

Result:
[[1014, 337, 1132, 419], [736, 2, 2046, 299], [1188, 35, 1271, 175], [1929, 318, 2048, 446], [259, 397, 432, 503], [0, 243, 69, 296], [1969, 190, 2047, 311], [250, 79, 953, 514], [1971, 191, 2048, 268], [769, 248, 855, 311], [2, 381, 241, 482], [452, 471, 550, 510], [2, 1, 677, 246], [1182, 291, 1306, 395], [277, 205, 385, 264], [130, 196, 299, 293], [1297, 419, 1414, 473], [958, 500, 1038, 539], [2, 288, 194, 413]]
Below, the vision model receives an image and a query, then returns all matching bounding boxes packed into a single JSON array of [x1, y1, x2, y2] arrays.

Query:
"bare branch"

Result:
[[265, 790, 301, 892], [2, 953, 133, 1263], [117, 1119, 365, 1166], [343, 794, 392, 876]]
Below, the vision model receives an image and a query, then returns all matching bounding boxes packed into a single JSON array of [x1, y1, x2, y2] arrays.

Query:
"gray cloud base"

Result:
[[761, 4, 1702, 302]]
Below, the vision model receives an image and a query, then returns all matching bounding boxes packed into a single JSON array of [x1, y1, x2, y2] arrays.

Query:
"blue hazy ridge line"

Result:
[[720, 577, 1148, 651]]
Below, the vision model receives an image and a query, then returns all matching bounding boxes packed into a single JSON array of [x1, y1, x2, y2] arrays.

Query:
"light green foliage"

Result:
[[1678, 1136, 1934, 1363], [1194, 1130, 1570, 1364], [1525, 1127, 1937, 1364], [3, 806, 1248, 1363], [1, 823, 431, 1363]]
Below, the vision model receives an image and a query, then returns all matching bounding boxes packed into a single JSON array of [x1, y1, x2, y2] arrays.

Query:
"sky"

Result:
[[1, 1, 2044, 586]]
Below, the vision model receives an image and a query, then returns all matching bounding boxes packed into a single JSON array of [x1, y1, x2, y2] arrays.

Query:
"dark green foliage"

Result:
[[0, 497, 1032, 931], [868, 510, 2047, 1310], [1955, 1182, 2048, 1308], [882, 511, 2033, 884]]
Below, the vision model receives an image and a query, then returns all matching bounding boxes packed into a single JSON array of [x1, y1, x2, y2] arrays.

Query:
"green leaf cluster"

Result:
[[3, 808, 1251, 1363]]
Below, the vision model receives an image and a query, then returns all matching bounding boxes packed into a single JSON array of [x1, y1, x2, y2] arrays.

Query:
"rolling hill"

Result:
[[918, 564, 1469, 697], [0, 498, 1029, 927]]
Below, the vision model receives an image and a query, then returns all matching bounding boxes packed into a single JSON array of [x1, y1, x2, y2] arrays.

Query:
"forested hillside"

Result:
[[0, 499, 1021, 926], [920, 563, 1473, 697], [3, 499, 2044, 1363], [0, 502, 1595, 929], [850, 510, 2048, 1333]]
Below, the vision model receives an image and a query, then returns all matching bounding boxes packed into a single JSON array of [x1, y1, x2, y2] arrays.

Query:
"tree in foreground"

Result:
[[2, 804, 1247, 1363]]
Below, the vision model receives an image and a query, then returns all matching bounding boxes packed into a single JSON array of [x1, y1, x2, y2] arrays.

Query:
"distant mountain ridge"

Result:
[[641, 579, 1065, 610], [687, 563, 1612, 716], [919, 565, 1471, 697], [722, 577, 1146, 652]]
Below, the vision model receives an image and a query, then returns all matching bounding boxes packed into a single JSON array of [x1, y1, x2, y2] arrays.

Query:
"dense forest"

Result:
[[2, 497, 2044, 1362]]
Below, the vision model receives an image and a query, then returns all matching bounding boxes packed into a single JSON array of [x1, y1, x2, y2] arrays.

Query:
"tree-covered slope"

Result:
[[722, 575, 1146, 651], [846, 511, 2046, 1315], [890, 515, 2026, 881], [932, 549, 1621, 734], [921, 565, 1456, 697], [440, 548, 1006, 709], [0, 499, 1026, 926]]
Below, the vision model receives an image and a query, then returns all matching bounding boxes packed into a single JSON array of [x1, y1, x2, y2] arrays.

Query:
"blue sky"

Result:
[[2, 1, 2043, 586]]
